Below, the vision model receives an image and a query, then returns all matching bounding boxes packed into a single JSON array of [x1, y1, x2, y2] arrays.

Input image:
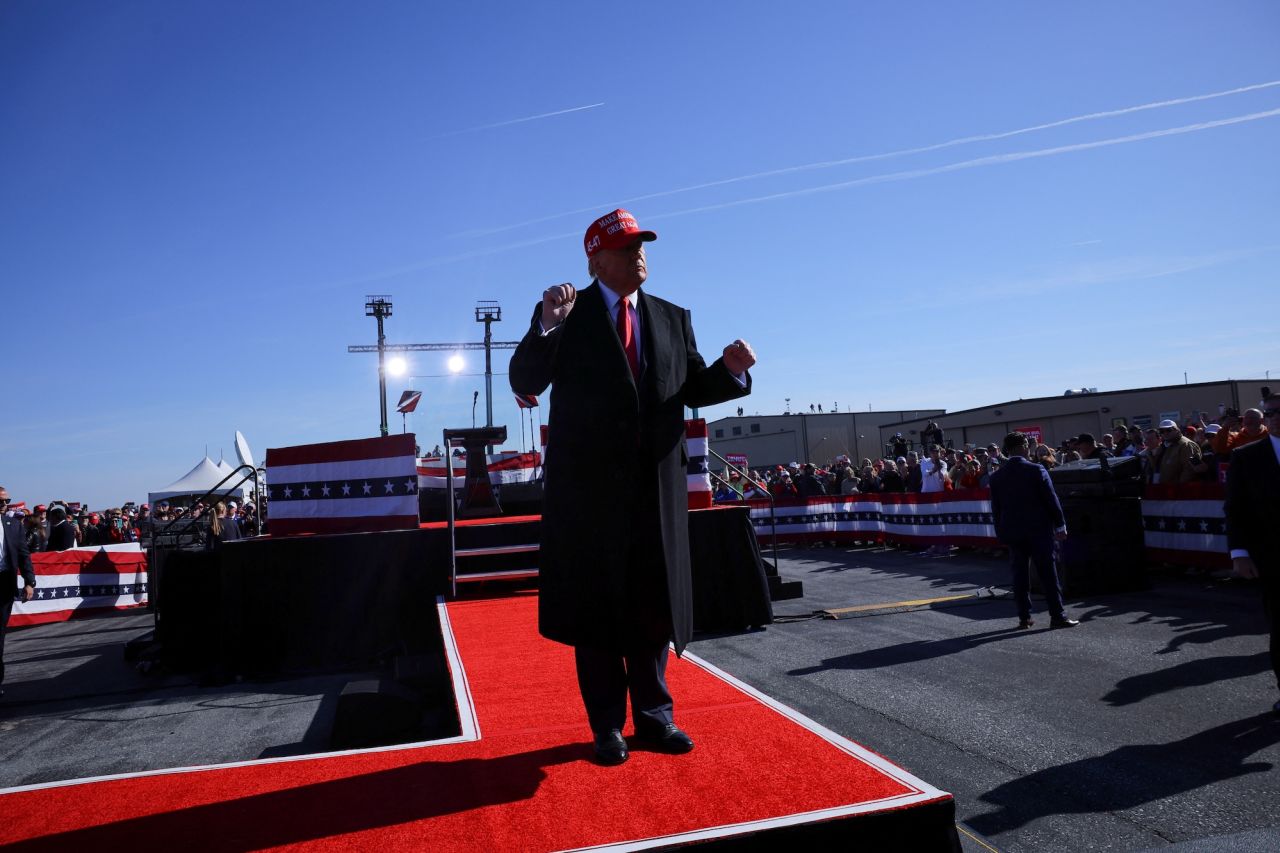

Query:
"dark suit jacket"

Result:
[[989, 455, 1066, 544], [46, 520, 77, 552], [510, 282, 749, 654], [1224, 437, 1280, 581], [2, 515, 37, 604]]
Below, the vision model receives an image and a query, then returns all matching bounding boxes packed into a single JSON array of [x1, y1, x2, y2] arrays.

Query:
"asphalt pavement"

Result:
[[688, 544, 1280, 852], [0, 614, 368, 788], [2, 546, 1277, 852]]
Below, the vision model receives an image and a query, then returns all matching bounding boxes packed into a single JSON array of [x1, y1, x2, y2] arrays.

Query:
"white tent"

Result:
[[149, 456, 249, 506]]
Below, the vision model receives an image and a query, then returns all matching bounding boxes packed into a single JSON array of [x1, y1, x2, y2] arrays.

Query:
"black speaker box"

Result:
[[1056, 498, 1148, 596]]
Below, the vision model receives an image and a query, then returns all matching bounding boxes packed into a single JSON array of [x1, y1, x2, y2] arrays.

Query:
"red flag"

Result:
[[514, 393, 538, 409], [397, 390, 422, 414]]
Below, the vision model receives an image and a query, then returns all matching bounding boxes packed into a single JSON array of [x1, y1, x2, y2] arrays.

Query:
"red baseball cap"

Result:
[[583, 209, 656, 258]]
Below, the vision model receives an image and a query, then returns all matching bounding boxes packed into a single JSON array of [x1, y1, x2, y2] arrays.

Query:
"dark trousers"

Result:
[[0, 596, 13, 685], [1008, 536, 1066, 621], [1264, 574, 1280, 692], [574, 644, 673, 735]]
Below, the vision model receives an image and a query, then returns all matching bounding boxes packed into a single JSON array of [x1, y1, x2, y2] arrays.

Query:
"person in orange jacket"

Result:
[[1213, 408, 1270, 455]]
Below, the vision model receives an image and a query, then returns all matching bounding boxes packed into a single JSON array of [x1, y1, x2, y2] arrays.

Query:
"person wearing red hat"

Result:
[[0, 485, 37, 697], [511, 208, 756, 766]]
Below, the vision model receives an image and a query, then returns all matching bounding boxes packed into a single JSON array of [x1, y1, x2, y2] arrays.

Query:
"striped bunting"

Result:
[[265, 434, 419, 536]]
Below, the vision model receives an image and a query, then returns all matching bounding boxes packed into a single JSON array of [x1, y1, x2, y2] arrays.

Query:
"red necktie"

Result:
[[616, 298, 639, 379]]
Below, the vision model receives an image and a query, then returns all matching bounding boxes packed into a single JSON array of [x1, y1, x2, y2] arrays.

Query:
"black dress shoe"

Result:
[[1050, 617, 1080, 629], [1016, 618, 1034, 630], [635, 723, 695, 754], [593, 729, 629, 766], [1272, 698, 1280, 716]]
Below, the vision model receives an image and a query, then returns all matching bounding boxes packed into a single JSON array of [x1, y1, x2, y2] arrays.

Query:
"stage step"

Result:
[[456, 569, 540, 583], [456, 544, 539, 558]]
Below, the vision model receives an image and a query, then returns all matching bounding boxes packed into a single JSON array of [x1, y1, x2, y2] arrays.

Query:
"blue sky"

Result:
[[3, 1, 1278, 509]]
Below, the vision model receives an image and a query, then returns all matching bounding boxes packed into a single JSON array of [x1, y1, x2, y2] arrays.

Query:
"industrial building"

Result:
[[705, 408, 944, 470], [706, 378, 1272, 469]]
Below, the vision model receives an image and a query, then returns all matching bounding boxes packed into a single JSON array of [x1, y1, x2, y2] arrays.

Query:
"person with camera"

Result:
[[1223, 391, 1280, 715], [920, 445, 948, 494], [45, 505, 76, 552], [1213, 405, 1270, 456], [24, 505, 48, 552], [921, 421, 944, 451]]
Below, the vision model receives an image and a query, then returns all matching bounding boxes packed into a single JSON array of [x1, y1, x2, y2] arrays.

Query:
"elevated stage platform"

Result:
[[0, 594, 959, 851], [155, 507, 780, 680]]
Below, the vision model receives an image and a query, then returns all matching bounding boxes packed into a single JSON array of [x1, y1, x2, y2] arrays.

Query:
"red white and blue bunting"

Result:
[[1140, 483, 1230, 569], [10, 545, 148, 628], [741, 492, 997, 546]]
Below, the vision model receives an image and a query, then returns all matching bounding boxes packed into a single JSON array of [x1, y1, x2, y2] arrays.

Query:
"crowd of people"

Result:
[[713, 407, 1272, 502], [1, 496, 264, 552]]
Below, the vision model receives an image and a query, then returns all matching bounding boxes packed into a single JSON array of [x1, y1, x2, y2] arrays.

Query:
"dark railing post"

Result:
[[148, 464, 260, 633], [705, 449, 779, 575], [444, 429, 458, 599]]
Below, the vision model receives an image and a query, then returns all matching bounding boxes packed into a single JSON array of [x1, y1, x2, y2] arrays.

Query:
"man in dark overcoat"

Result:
[[1224, 391, 1280, 715], [989, 432, 1079, 630], [1, 485, 38, 697], [510, 208, 754, 765]]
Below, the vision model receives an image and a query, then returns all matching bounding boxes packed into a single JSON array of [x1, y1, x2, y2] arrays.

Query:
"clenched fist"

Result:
[[542, 283, 577, 330], [723, 339, 756, 375]]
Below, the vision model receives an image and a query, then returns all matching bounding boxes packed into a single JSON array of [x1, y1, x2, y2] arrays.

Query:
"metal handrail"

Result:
[[150, 464, 261, 547], [444, 430, 459, 598], [704, 448, 778, 575], [146, 464, 260, 638]]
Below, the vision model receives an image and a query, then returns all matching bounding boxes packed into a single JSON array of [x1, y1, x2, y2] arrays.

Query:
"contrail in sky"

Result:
[[644, 107, 1280, 220], [346, 105, 1280, 282], [453, 79, 1280, 237], [430, 102, 604, 138]]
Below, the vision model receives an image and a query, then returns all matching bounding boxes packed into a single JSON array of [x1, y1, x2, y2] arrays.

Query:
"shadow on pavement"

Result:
[[1102, 652, 1273, 707], [787, 619, 1032, 674], [967, 714, 1280, 836]]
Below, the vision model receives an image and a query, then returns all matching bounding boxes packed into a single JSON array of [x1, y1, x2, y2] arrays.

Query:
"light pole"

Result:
[[347, 306, 520, 446], [475, 301, 501, 430], [365, 295, 393, 437]]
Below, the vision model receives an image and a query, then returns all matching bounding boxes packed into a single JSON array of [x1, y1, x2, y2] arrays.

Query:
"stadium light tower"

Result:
[[475, 300, 502, 431], [365, 295, 393, 437]]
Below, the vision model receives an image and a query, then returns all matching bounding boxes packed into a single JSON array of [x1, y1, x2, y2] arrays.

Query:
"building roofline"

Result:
[[874, 378, 1268, 428], [707, 409, 944, 428]]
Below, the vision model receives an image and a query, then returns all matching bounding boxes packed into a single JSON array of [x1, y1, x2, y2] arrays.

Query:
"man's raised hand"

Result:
[[542, 283, 577, 330], [723, 339, 756, 375]]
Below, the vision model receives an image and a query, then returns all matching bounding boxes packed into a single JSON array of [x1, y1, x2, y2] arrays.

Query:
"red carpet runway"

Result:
[[0, 592, 956, 850]]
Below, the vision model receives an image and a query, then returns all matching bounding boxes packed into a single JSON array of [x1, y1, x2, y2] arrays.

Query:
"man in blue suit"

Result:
[[989, 432, 1079, 630]]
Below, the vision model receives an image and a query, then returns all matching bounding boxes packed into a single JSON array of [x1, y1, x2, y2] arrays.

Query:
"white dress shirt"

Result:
[[542, 281, 747, 386]]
